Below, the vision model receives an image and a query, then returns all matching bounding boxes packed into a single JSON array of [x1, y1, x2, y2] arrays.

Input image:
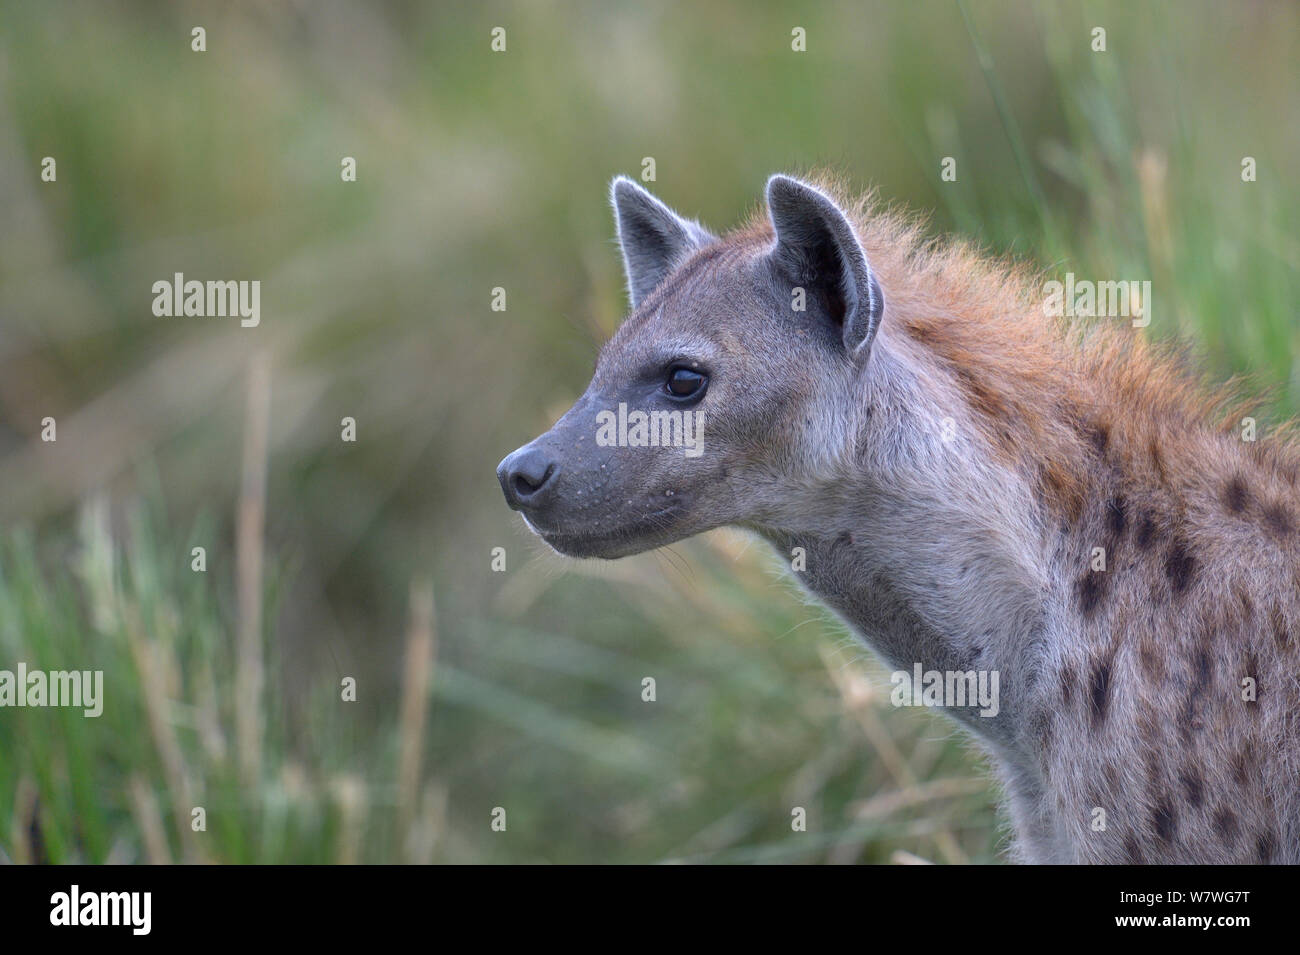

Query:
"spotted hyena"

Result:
[[497, 173, 1299, 863]]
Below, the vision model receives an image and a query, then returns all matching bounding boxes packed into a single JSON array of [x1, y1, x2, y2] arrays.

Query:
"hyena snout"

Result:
[[497, 442, 560, 510], [497, 398, 715, 559]]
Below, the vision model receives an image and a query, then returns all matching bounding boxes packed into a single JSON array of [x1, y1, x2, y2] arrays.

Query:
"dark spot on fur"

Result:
[[1089, 656, 1113, 729], [1040, 463, 1084, 525], [1178, 693, 1198, 743], [954, 368, 1008, 431], [1060, 664, 1075, 706], [1106, 495, 1128, 538], [1076, 572, 1107, 619], [836, 531, 853, 547], [1231, 745, 1254, 786], [1270, 606, 1291, 650], [1213, 808, 1239, 840], [1179, 770, 1204, 808], [1234, 583, 1254, 620], [1256, 831, 1277, 863], [1164, 539, 1196, 595], [1222, 476, 1250, 513], [1089, 423, 1110, 456], [1123, 833, 1145, 864], [1193, 645, 1212, 687], [1152, 798, 1177, 842], [1039, 714, 1054, 753], [1262, 502, 1295, 539], [1136, 514, 1158, 551]]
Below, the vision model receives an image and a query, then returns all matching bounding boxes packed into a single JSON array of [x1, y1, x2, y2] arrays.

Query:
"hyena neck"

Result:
[[752, 322, 1057, 755]]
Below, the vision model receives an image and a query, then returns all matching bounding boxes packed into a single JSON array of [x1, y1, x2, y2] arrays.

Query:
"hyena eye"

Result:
[[665, 367, 707, 399]]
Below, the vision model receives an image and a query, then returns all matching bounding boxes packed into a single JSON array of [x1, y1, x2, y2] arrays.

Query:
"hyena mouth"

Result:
[[527, 503, 688, 558]]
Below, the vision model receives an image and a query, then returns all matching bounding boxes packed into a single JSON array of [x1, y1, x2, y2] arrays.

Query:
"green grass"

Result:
[[0, 1, 1295, 863], [0, 491, 1001, 863]]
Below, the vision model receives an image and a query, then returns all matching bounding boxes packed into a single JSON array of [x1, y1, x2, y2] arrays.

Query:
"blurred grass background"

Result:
[[0, 0, 1295, 863]]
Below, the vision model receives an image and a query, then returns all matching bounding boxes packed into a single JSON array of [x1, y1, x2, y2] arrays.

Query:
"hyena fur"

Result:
[[497, 173, 1300, 864]]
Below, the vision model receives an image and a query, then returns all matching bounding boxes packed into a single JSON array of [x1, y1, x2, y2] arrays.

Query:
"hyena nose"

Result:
[[497, 445, 558, 510]]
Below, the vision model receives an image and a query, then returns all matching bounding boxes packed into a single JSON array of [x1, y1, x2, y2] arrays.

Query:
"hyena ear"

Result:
[[611, 176, 715, 309], [765, 175, 885, 360]]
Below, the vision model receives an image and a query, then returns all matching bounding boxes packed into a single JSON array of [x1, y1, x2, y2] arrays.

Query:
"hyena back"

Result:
[[497, 173, 1300, 864]]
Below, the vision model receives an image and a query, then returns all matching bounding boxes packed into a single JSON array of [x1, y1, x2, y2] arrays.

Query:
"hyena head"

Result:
[[497, 175, 885, 558]]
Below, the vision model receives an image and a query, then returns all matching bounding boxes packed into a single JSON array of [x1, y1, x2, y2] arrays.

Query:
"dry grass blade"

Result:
[[818, 645, 970, 865], [236, 350, 271, 788], [851, 777, 990, 820], [331, 775, 368, 866], [9, 777, 37, 865], [398, 576, 437, 847], [123, 601, 203, 862], [128, 775, 173, 865]]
